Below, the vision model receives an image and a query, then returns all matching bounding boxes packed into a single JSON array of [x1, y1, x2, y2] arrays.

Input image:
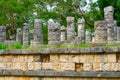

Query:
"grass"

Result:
[[0, 42, 120, 50]]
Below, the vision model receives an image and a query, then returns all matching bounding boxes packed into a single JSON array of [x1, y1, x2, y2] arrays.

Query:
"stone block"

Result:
[[107, 54, 116, 62], [83, 63, 92, 71], [19, 56, 28, 62], [42, 63, 53, 70], [5, 55, 13, 62], [0, 56, 6, 62], [110, 63, 119, 71], [34, 62, 42, 70], [13, 63, 21, 70], [93, 54, 101, 62], [20, 63, 28, 71], [34, 55, 41, 62], [50, 54, 59, 62], [118, 54, 120, 62], [61, 63, 75, 71], [6, 63, 12, 70], [13, 56, 20, 62], [0, 63, 6, 70], [103, 63, 111, 71], [53, 62, 61, 71], [79, 54, 86, 63], [93, 63, 102, 71], [28, 63, 34, 70], [28, 56, 34, 62], [59, 54, 68, 62], [86, 54, 94, 63], [69, 55, 79, 63]]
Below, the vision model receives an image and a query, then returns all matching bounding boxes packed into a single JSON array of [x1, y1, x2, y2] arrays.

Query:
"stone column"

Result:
[[94, 21, 107, 43], [23, 23, 30, 46], [104, 6, 115, 43], [66, 17, 75, 42], [16, 28, 22, 43], [78, 18, 85, 43], [85, 30, 91, 43], [0, 26, 6, 43], [114, 20, 117, 41], [117, 27, 120, 41], [32, 19, 43, 46], [48, 20, 60, 45], [60, 26, 66, 42]]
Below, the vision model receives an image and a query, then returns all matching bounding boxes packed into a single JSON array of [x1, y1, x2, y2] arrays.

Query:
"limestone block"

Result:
[[20, 63, 28, 71], [79, 54, 86, 63], [34, 55, 41, 62], [61, 63, 75, 71], [6, 62, 12, 70], [50, 55, 59, 62], [93, 54, 101, 62], [118, 54, 120, 62], [0, 56, 6, 62], [119, 63, 120, 71], [83, 63, 92, 71], [13, 63, 21, 70], [42, 63, 53, 70], [19, 56, 28, 62], [103, 63, 111, 71], [53, 62, 61, 71], [5, 55, 13, 62], [59, 54, 68, 62], [93, 63, 102, 71], [68, 55, 80, 63], [0, 63, 6, 70], [107, 54, 116, 62], [13, 56, 20, 62], [110, 63, 119, 71], [28, 63, 34, 70], [86, 54, 94, 63], [34, 62, 42, 70], [28, 56, 34, 62]]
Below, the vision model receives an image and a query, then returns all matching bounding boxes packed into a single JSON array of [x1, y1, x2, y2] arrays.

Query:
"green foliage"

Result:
[[0, 43, 7, 50], [8, 42, 22, 49]]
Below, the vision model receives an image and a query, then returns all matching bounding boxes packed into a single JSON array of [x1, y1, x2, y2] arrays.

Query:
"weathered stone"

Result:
[[67, 17, 75, 41], [75, 63, 83, 72], [23, 23, 30, 46], [19, 56, 28, 62], [86, 54, 94, 63], [79, 54, 86, 63], [59, 54, 69, 62], [34, 62, 42, 70], [32, 19, 43, 46], [117, 27, 120, 41], [78, 18, 85, 43], [28, 63, 34, 70], [83, 63, 92, 71], [94, 21, 107, 43], [6, 63, 12, 70], [68, 55, 80, 63], [42, 63, 53, 70], [13, 63, 21, 70], [0, 25, 6, 42], [50, 54, 59, 62], [107, 54, 116, 62], [48, 19, 60, 45], [28, 56, 34, 62], [16, 28, 22, 43], [93, 54, 101, 62], [93, 63, 102, 71], [85, 30, 91, 43], [61, 63, 75, 71], [5, 55, 13, 62], [60, 26, 66, 41], [53, 62, 61, 71], [21, 63, 28, 71]]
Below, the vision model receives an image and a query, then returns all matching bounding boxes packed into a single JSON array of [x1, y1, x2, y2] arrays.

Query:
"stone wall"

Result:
[[0, 47, 119, 79]]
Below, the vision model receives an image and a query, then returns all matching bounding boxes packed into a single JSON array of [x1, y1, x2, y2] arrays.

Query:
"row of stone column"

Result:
[[94, 6, 120, 43]]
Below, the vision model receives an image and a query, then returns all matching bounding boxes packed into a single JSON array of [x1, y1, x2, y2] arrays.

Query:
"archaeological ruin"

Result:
[[0, 6, 119, 80]]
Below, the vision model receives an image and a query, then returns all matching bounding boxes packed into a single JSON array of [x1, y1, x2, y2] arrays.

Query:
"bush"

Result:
[[0, 43, 7, 50], [9, 42, 22, 49]]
